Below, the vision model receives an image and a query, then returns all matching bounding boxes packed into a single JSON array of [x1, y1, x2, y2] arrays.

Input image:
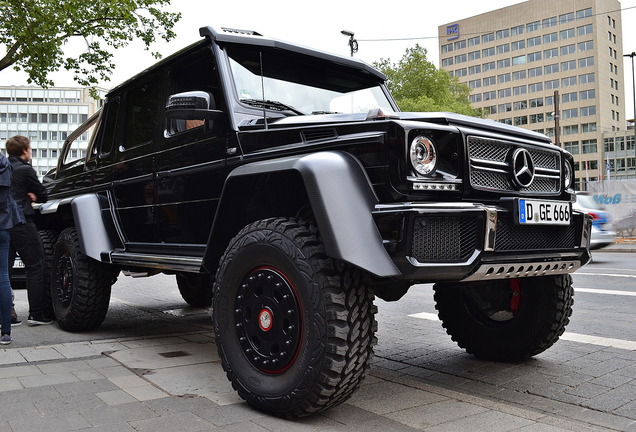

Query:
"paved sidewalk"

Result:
[[0, 330, 633, 431]]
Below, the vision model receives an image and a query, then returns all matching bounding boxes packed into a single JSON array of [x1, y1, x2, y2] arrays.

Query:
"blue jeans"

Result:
[[0, 230, 11, 335]]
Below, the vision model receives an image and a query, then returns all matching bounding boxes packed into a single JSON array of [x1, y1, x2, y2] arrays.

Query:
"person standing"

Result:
[[5, 136, 52, 326], [0, 147, 26, 344]]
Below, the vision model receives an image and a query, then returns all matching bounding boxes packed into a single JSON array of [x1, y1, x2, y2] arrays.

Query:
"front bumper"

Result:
[[373, 202, 592, 283]]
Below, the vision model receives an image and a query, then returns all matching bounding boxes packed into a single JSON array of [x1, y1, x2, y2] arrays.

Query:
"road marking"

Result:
[[575, 288, 636, 296], [576, 272, 636, 278], [408, 312, 636, 350]]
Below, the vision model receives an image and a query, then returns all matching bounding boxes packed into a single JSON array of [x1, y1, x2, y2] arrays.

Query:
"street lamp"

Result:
[[341, 30, 358, 57]]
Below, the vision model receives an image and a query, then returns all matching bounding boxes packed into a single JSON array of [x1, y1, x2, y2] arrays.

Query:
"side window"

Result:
[[62, 113, 100, 166], [91, 97, 121, 158], [166, 49, 223, 136], [125, 78, 162, 149]]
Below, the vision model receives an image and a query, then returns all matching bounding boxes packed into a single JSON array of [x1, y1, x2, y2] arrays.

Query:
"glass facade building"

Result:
[[0, 86, 105, 177]]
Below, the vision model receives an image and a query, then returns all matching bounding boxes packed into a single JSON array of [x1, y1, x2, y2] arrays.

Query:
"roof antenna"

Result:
[[260, 51, 268, 130]]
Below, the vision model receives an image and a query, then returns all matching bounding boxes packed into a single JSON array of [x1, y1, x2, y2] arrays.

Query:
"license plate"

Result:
[[517, 199, 571, 226]]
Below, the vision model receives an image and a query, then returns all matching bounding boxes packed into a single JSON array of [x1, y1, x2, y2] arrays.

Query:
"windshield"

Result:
[[226, 45, 394, 116]]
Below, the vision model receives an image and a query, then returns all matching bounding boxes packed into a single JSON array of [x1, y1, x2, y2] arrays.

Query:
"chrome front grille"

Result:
[[467, 136, 561, 195]]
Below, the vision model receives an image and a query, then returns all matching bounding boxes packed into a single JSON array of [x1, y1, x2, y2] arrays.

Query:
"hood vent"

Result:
[[302, 128, 338, 143]]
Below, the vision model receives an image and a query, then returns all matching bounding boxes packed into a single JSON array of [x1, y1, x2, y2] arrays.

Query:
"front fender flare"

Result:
[[208, 151, 401, 278]]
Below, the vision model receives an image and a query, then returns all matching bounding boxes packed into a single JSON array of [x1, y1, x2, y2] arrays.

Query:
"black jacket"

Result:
[[8, 156, 48, 218]]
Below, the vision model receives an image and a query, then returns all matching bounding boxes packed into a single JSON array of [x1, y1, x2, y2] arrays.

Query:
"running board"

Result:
[[462, 260, 581, 282], [110, 252, 203, 273]]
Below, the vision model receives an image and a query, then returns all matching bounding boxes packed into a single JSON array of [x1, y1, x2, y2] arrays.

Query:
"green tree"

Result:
[[0, 0, 181, 96], [374, 44, 483, 117]]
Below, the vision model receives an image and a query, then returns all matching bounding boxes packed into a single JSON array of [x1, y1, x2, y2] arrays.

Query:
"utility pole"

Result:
[[553, 90, 560, 148], [624, 52, 636, 167]]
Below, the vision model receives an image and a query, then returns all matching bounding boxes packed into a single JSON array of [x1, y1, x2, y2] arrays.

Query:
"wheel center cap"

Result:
[[259, 309, 273, 331]]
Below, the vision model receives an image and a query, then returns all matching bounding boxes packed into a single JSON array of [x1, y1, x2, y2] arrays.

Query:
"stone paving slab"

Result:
[[0, 330, 632, 430]]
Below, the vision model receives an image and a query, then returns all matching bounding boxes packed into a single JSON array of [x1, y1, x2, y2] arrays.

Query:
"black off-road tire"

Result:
[[51, 227, 113, 331], [39, 230, 59, 318], [433, 274, 574, 362], [213, 217, 377, 418], [176, 273, 213, 308]]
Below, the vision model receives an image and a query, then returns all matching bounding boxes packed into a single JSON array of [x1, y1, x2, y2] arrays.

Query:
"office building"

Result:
[[439, 0, 632, 189], [0, 86, 104, 177]]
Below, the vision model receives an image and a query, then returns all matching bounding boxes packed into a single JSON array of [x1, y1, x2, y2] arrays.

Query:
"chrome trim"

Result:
[[462, 260, 581, 282], [484, 207, 497, 252]]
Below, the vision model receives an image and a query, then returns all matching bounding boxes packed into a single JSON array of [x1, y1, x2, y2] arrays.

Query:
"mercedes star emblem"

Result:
[[511, 148, 535, 188]]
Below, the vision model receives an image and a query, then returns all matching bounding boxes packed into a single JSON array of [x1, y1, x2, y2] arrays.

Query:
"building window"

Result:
[[513, 85, 527, 96], [512, 40, 525, 51], [483, 61, 496, 72], [498, 88, 511, 98], [513, 70, 526, 81], [562, 92, 577, 103], [576, 8, 592, 19], [580, 73, 594, 84], [545, 128, 555, 137], [483, 91, 496, 101], [482, 33, 495, 43], [581, 122, 596, 133], [527, 36, 541, 47], [39, 113, 47, 123], [441, 43, 453, 53], [469, 79, 481, 89], [454, 54, 466, 64], [500, 118, 512, 125], [468, 65, 481, 75], [559, 12, 574, 24], [527, 51, 542, 62], [511, 25, 525, 36], [40, 131, 47, 140], [483, 76, 496, 86], [497, 73, 511, 84], [545, 79, 559, 90], [468, 36, 480, 47], [616, 136, 625, 151], [470, 94, 481, 103], [513, 100, 527, 111], [545, 64, 559, 74], [560, 45, 575, 56], [514, 116, 528, 126], [455, 68, 467, 77], [562, 76, 577, 87], [512, 55, 525, 66], [527, 21, 541, 32], [543, 17, 557, 28], [497, 44, 510, 54], [543, 32, 558, 44], [564, 125, 579, 135], [482, 47, 495, 57], [496, 29, 509, 40], [577, 24, 593, 36], [582, 139, 597, 154], [546, 96, 554, 106], [604, 137, 615, 152], [562, 108, 578, 119], [498, 103, 512, 112], [442, 58, 453, 67], [485, 105, 497, 115], [528, 67, 542, 78], [544, 48, 558, 59], [578, 41, 593, 51], [529, 97, 543, 108], [529, 114, 544, 123], [564, 141, 579, 154], [579, 57, 594, 68], [561, 60, 576, 71], [454, 40, 467, 50], [559, 28, 575, 40], [468, 51, 480, 61]]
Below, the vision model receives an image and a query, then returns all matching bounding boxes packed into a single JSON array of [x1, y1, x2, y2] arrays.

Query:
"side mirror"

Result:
[[165, 91, 224, 120]]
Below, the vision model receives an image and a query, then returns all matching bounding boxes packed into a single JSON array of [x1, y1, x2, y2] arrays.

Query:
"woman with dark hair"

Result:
[[0, 143, 25, 344]]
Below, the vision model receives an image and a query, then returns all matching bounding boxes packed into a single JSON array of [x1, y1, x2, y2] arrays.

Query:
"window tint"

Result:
[[125, 78, 162, 149]]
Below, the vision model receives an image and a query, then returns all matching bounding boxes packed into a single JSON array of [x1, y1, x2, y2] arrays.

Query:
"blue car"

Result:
[[573, 193, 617, 250]]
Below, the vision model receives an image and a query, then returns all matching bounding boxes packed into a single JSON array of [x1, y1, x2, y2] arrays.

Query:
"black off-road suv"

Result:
[[37, 27, 591, 417]]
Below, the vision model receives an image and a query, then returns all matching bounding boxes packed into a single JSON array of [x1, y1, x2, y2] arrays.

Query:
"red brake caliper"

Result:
[[510, 278, 521, 316]]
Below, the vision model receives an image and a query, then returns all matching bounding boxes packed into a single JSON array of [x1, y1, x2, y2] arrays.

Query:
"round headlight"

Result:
[[410, 136, 437, 175], [564, 160, 573, 189]]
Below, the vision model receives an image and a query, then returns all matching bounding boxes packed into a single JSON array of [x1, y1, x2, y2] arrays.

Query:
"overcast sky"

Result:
[[2, 0, 636, 119]]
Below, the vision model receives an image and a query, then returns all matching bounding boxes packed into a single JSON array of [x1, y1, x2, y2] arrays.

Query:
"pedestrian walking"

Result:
[[5, 136, 52, 326], [0, 147, 26, 344]]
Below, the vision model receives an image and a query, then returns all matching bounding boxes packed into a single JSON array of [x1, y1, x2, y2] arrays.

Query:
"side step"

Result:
[[110, 252, 203, 273]]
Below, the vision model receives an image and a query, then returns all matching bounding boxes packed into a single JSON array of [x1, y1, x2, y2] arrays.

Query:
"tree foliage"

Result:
[[374, 44, 483, 117], [0, 0, 181, 96]]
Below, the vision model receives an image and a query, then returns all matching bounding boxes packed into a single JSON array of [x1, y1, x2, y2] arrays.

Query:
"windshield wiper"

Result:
[[240, 99, 304, 116], [311, 110, 340, 115]]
